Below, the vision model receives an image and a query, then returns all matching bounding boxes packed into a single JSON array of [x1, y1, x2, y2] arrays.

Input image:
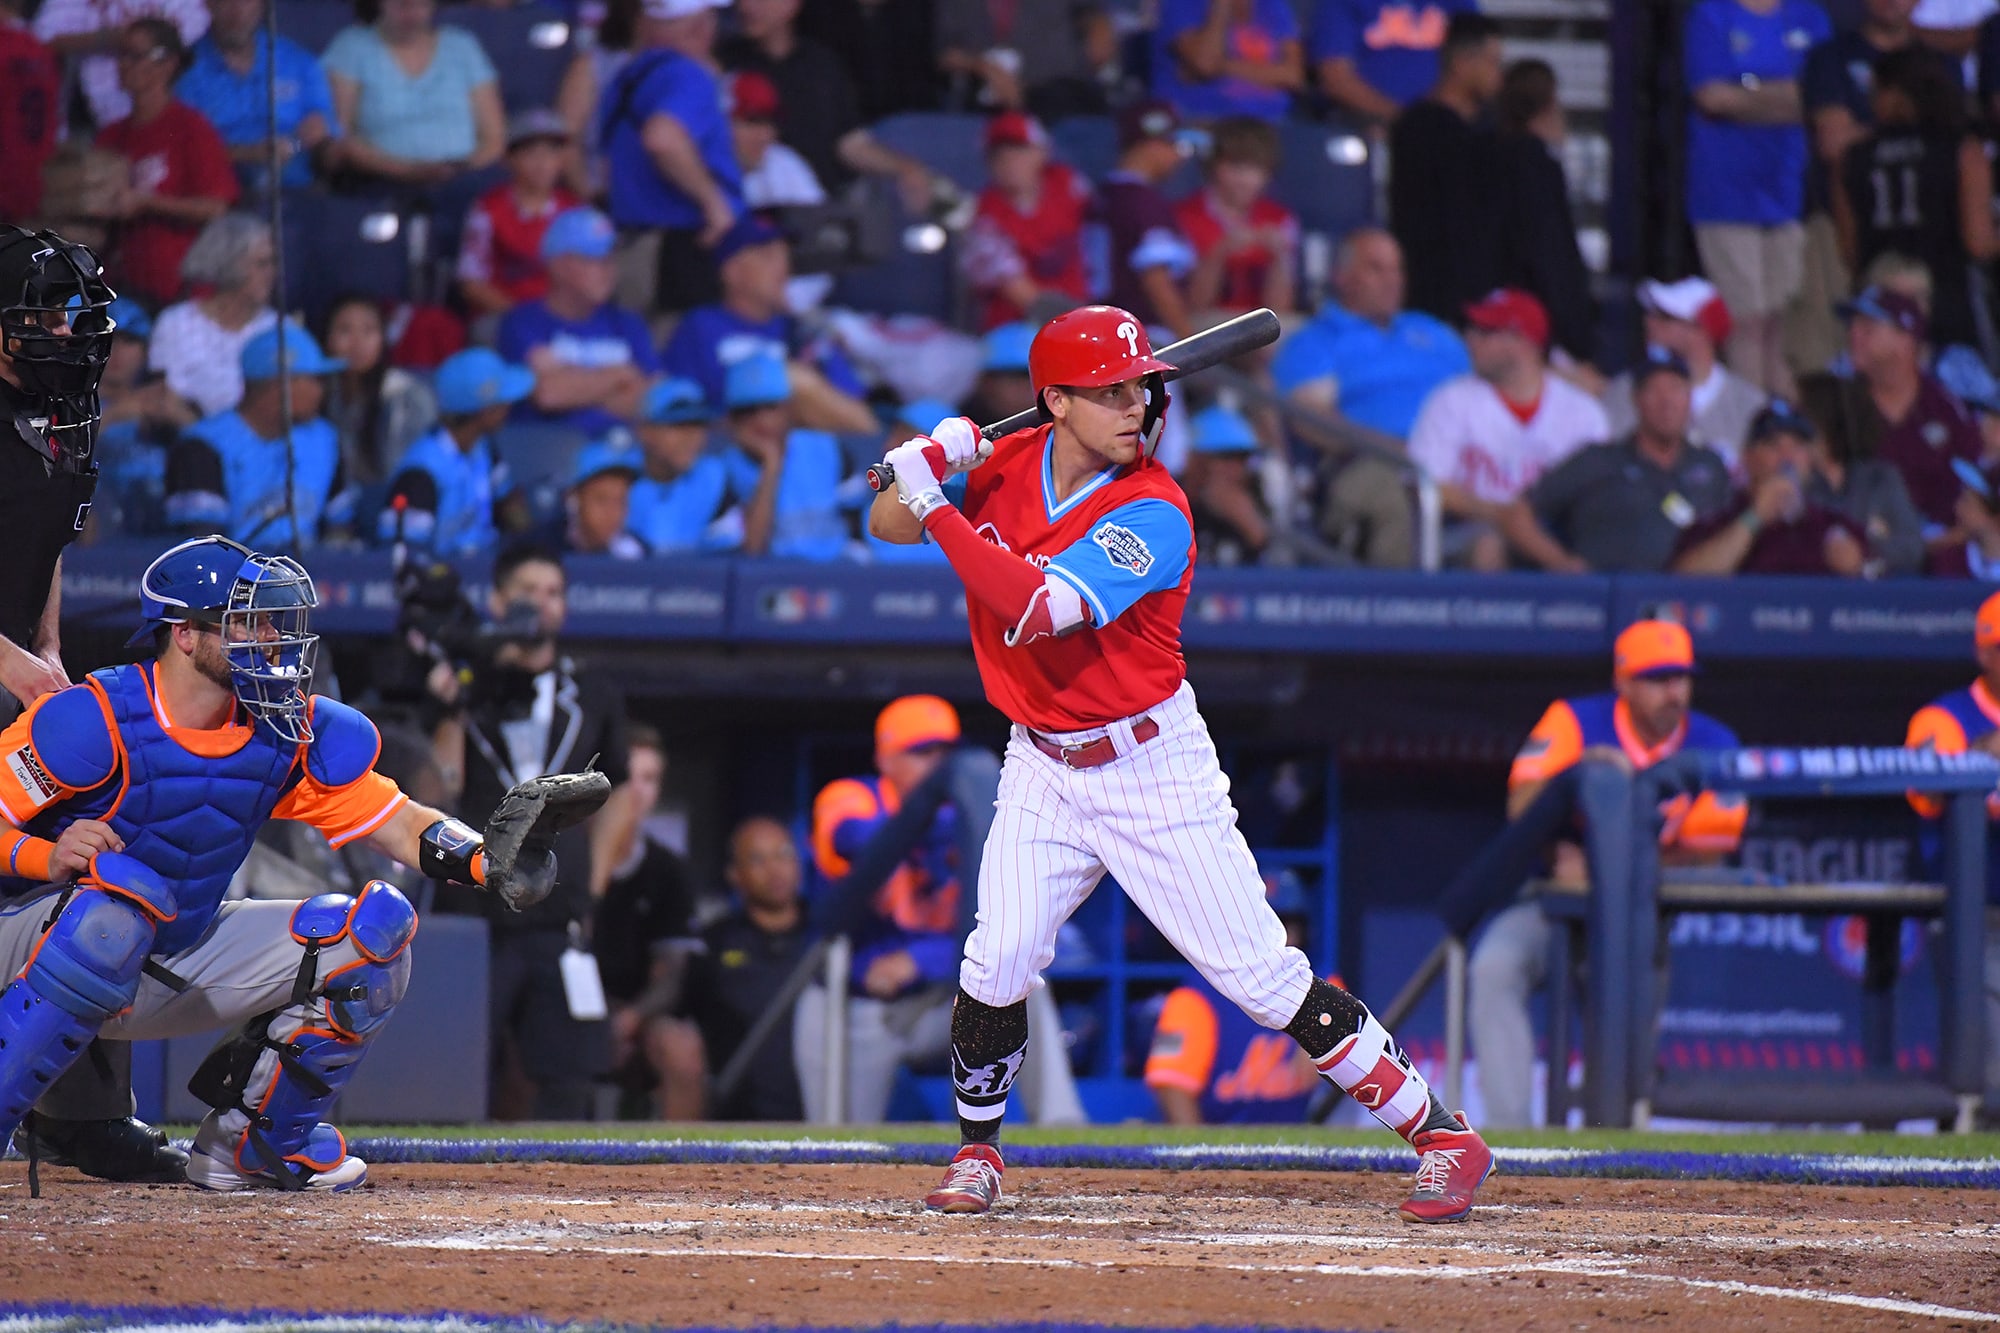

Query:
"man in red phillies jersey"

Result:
[[869, 305, 1494, 1222]]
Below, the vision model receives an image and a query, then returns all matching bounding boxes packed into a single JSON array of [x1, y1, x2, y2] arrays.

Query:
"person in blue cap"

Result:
[[628, 377, 732, 554], [97, 297, 197, 537], [1183, 402, 1274, 567], [164, 322, 343, 549], [718, 352, 851, 560], [552, 433, 648, 559], [377, 348, 536, 558], [657, 215, 872, 432], [496, 206, 659, 436], [965, 321, 1037, 424]]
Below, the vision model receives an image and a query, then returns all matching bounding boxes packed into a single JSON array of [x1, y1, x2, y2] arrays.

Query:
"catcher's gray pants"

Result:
[[0, 888, 391, 1046], [793, 981, 1084, 1125]]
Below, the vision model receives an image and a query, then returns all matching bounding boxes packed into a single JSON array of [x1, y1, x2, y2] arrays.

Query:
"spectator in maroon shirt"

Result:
[[1671, 398, 1869, 577], [1838, 284, 1982, 564], [1098, 99, 1198, 341], [96, 18, 236, 305]]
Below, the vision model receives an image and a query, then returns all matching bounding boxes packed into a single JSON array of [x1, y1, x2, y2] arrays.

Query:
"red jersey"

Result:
[[1173, 190, 1297, 312], [0, 21, 59, 222], [958, 425, 1196, 732], [963, 163, 1094, 330], [97, 101, 238, 305], [457, 182, 582, 305]]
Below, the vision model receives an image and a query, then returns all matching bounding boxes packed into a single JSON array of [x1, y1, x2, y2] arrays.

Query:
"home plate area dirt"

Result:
[[4, 1163, 1999, 1330]]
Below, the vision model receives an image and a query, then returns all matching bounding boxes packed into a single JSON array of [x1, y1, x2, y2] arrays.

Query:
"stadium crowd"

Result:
[[12, 0, 2000, 578]]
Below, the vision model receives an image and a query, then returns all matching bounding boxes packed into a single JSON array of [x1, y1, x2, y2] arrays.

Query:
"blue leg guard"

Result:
[[188, 882, 415, 1191], [0, 855, 173, 1147]]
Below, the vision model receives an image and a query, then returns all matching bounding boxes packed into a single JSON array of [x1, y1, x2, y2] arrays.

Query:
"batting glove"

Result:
[[884, 437, 951, 522], [929, 415, 994, 475]]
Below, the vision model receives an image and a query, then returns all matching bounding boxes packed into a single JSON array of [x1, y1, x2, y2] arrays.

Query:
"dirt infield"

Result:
[[5, 1161, 1999, 1330]]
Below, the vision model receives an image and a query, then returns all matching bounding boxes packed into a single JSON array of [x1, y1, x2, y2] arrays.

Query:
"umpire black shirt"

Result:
[[0, 378, 96, 652], [445, 656, 629, 934]]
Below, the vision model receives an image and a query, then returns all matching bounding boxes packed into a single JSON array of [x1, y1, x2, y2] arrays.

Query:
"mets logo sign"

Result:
[[1093, 522, 1154, 576]]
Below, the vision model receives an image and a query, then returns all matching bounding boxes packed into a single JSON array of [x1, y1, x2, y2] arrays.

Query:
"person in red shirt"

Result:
[[1174, 115, 1298, 317], [94, 19, 236, 306], [962, 111, 1095, 330], [455, 109, 583, 325], [0, 0, 59, 223]]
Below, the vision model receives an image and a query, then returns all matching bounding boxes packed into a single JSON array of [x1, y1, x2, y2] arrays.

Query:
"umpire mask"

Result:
[[0, 227, 115, 447]]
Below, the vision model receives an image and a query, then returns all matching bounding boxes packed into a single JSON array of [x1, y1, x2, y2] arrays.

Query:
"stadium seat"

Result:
[[1049, 116, 1117, 184], [274, 0, 353, 55], [283, 194, 411, 328], [867, 113, 990, 194], [493, 422, 591, 523], [1272, 119, 1374, 237], [450, 4, 575, 113]]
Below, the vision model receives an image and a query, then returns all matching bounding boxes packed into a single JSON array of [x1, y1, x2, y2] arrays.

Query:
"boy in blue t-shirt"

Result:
[[628, 377, 732, 554], [1309, 0, 1476, 125], [716, 353, 852, 561], [378, 347, 534, 557], [496, 206, 659, 435], [1682, 0, 1831, 393]]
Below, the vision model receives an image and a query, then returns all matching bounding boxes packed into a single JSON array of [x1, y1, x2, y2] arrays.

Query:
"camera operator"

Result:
[[425, 540, 636, 1120]]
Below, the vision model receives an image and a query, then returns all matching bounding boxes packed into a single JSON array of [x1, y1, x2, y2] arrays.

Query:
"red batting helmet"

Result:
[[1028, 305, 1176, 394]]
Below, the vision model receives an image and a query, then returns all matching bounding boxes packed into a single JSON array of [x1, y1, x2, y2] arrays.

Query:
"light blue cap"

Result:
[[982, 322, 1033, 373], [572, 432, 643, 486], [434, 347, 535, 414], [241, 322, 344, 381], [540, 206, 616, 261], [894, 398, 961, 434], [643, 377, 712, 424], [1191, 404, 1258, 453], [724, 352, 790, 409]]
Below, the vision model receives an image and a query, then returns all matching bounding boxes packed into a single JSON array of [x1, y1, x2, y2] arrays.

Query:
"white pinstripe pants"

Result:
[[961, 681, 1315, 1030]]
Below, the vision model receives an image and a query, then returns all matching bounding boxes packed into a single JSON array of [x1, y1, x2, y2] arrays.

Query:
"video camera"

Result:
[[392, 558, 548, 720]]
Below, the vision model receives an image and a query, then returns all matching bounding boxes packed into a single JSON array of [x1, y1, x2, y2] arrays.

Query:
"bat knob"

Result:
[[866, 463, 895, 492]]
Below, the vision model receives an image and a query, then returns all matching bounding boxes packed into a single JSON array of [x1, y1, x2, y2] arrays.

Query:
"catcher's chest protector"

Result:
[[83, 665, 299, 954]]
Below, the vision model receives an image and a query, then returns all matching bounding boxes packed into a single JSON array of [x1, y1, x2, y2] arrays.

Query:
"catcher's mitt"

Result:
[[482, 769, 612, 911]]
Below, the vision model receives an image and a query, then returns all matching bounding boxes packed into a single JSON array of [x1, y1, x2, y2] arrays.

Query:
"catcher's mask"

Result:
[[131, 536, 321, 743], [0, 225, 115, 446]]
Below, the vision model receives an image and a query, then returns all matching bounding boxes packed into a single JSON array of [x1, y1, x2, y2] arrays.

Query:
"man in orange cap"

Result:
[[794, 695, 1082, 1123], [1467, 619, 1746, 1127], [1904, 591, 2000, 1098]]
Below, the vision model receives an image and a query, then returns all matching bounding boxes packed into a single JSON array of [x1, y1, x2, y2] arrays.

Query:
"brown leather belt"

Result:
[[1028, 716, 1160, 769]]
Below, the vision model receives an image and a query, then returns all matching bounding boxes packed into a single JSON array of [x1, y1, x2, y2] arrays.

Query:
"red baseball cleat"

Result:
[[924, 1143, 1003, 1214], [1399, 1112, 1494, 1223]]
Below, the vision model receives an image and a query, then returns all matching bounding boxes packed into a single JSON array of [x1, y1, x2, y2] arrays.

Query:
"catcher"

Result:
[[0, 535, 607, 1192]]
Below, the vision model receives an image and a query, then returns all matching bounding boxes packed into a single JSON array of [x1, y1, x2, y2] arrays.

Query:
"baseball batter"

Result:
[[869, 305, 1494, 1221], [0, 536, 602, 1191]]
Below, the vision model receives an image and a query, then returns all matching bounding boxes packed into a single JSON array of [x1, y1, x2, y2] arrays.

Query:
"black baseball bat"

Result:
[[865, 306, 1282, 492]]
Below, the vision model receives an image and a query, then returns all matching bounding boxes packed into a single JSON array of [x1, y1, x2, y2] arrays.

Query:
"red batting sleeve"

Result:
[[924, 506, 1058, 626]]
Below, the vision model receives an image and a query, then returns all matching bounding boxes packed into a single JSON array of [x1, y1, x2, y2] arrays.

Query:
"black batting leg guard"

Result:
[[949, 990, 1028, 1146]]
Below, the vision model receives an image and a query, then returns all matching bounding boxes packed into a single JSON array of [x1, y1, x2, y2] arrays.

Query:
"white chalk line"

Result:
[[372, 1232, 2000, 1320]]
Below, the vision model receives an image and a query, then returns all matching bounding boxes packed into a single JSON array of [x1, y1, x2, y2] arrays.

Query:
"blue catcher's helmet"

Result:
[[129, 536, 320, 743]]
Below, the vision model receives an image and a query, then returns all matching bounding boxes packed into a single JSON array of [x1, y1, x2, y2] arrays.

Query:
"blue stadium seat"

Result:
[[274, 0, 353, 56], [283, 195, 411, 328], [1271, 119, 1374, 237], [451, 4, 576, 113], [493, 422, 590, 523], [1049, 116, 1117, 184], [867, 112, 990, 194], [831, 231, 956, 323]]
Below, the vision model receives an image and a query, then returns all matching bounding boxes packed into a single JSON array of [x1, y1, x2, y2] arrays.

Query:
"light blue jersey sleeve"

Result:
[[1044, 498, 1192, 628]]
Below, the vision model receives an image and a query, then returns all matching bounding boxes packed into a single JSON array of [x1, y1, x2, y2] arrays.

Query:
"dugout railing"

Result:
[[1429, 747, 1997, 1131]]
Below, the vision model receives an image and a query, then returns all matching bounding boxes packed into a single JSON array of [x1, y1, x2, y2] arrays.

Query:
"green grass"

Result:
[[287, 1121, 2000, 1161]]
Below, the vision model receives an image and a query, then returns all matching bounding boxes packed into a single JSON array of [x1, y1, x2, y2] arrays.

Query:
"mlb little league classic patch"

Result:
[[1094, 523, 1154, 575]]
